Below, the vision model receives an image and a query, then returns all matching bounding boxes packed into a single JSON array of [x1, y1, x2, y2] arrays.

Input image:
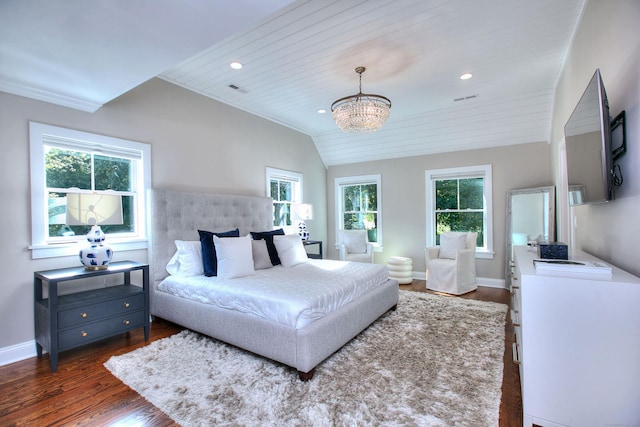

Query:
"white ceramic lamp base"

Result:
[[79, 225, 113, 270], [297, 220, 310, 241]]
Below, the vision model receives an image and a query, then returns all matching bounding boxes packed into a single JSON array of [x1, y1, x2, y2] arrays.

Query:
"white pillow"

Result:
[[176, 240, 204, 276], [165, 240, 203, 276], [251, 239, 273, 270], [439, 232, 467, 259], [213, 235, 255, 279], [273, 234, 308, 268], [165, 251, 181, 275], [341, 230, 367, 253]]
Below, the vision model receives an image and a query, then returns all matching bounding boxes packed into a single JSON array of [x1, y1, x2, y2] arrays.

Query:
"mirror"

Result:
[[505, 186, 556, 287]]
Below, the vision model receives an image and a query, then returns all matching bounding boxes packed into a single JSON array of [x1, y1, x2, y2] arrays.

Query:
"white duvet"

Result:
[[157, 259, 389, 329]]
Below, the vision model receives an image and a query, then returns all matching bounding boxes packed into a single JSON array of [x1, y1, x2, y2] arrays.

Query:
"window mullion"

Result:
[[90, 153, 96, 191]]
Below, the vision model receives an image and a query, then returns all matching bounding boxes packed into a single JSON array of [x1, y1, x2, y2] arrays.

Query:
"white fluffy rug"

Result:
[[105, 291, 507, 426]]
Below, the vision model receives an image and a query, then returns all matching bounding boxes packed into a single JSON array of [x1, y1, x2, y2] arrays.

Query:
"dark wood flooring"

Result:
[[0, 281, 521, 426]]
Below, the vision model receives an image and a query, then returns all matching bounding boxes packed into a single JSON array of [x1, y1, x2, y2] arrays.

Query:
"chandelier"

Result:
[[331, 66, 391, 133]]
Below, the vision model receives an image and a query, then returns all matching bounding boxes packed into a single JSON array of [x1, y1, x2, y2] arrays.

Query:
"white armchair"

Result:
[[425, 232, 477, 295], [338, 229, 374, 263]]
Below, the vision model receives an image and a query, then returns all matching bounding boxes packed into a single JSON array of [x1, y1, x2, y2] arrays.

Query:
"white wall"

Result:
[[551, 0, 640, 276], [326, 142, 553, 281], [0, 78, 327, 358]]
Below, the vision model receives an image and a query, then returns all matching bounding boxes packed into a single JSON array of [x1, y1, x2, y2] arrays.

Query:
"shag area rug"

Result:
[[105, 291, 507, 426]]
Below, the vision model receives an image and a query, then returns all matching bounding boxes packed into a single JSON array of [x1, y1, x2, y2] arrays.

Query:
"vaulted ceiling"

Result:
[[1, 0, 586, 166]]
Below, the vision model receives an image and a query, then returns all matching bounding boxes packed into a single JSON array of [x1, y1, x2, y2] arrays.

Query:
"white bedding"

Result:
[[157, 259, 389, 329]]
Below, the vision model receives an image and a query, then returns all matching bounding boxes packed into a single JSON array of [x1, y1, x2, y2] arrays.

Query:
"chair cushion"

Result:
[[439, 232, 467, 259], [340, 229, 368, 253]]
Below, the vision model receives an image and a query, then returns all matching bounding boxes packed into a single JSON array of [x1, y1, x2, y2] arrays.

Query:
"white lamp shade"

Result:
[[292, 203, 313, 221], [66, 193, 123, 226]]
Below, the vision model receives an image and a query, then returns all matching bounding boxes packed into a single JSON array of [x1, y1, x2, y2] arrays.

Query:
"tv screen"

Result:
[[564, 69, 612, 206]]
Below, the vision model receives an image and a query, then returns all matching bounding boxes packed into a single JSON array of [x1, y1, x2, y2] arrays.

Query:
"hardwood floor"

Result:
[[0, 282, 522, 426]]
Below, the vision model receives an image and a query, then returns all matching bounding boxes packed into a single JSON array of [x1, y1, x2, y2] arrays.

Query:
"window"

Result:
[[30, 122, 151, 259], [335, 174, 382, 246], [425, 165, 493, 258], [266, 167, 302, 229]]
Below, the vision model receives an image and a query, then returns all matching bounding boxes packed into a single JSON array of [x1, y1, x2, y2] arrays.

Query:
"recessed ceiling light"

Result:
[[460, 72, 473, 80], [230, 61, 243, 70], [317, 109, 326, 114]]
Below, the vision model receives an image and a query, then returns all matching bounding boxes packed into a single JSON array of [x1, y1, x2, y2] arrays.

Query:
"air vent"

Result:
[[228, 84, 247, 94], [454, 93, 479, 102]]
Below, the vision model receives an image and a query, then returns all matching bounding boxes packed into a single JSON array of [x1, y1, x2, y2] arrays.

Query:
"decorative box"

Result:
[[538, 241, 568, 260]]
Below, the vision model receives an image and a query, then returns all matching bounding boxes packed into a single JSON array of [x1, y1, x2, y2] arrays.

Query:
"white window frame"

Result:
[[29, 122, 151, 259], [266, 167, 303, 232], [425, 165, 494, 259], [335, 174, 382, 250]]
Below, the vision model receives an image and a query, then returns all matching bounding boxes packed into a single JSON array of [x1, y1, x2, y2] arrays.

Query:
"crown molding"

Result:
[[0, 77, 102, 113]]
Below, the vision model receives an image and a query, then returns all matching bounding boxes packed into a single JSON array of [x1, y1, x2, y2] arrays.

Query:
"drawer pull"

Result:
[[124, 302, 130, 308], [512, 342, 521, 364], [81, 312, 87, 318], [510, 310, 521, 326], [81, 331, 88, 337], [123, 320, 130, 325]]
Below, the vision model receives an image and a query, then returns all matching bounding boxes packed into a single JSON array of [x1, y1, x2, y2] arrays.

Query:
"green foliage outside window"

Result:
[[271, 179, 293, 227], [342, 183, 378, 242], [434, 178, 484, 246], [45, 148, 134, 238]]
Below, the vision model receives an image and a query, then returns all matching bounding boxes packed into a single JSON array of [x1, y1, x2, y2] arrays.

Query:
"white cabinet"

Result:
[[512, 246, 640, 427]]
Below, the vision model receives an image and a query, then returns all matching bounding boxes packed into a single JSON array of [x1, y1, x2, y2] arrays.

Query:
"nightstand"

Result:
[[34, 261, 149, 372], [303, 240, 323, 259]]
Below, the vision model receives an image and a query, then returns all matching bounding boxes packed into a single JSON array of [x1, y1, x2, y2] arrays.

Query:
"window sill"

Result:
[[475, 250, 494, 260], [29, 239, 148, 260]]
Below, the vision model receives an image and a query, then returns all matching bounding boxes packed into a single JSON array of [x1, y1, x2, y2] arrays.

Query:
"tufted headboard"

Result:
[[149, 189, 273, 288]]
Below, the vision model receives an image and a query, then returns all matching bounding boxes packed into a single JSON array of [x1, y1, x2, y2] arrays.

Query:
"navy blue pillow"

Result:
[[198, 228, 240, 276], [250, 229, 285, 265]]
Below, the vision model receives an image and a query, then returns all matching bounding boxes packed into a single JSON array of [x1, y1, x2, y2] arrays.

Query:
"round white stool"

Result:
[[387, 256, 413, 284]]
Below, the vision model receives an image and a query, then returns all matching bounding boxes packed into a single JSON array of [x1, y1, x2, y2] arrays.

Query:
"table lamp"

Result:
[[292, 203, 313, 240], [66, 193, 123, 270]]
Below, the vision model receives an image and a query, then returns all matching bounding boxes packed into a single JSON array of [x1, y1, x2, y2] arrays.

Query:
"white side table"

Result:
[[387, 256, 413, 284]]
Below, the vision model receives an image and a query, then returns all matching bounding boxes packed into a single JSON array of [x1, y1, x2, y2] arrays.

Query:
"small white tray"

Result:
[[533, 258, 612, 278]]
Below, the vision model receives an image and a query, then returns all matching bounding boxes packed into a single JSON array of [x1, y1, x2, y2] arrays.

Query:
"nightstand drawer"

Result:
[[58, 293, 144, 328], [58, 310, 146, 350]]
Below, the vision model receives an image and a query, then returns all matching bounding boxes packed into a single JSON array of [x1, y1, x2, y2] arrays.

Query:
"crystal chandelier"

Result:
[[331, 66, 391, 133]]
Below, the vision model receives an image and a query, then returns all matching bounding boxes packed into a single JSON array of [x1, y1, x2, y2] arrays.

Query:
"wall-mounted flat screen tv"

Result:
[[564, 69, 616, 206]]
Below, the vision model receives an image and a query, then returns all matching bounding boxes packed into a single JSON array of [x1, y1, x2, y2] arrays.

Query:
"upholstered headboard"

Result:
[[150, 189, 273, 287]]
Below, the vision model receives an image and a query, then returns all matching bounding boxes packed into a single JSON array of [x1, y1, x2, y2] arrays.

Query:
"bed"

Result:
[[149, 189, 399, 380]]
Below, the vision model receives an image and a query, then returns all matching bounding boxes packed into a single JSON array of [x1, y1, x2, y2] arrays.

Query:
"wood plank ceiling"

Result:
[[160, 0, 586, 166], [1, 0, 586, 167]]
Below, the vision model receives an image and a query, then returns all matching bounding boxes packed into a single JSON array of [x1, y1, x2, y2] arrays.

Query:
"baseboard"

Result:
[[477, 277, 507, 289], [413, 271, 427, 280], [0, 340, 38, 367]]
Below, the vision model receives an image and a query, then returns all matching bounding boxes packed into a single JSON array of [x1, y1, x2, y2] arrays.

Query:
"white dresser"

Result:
[[512, 246, 640, 427]]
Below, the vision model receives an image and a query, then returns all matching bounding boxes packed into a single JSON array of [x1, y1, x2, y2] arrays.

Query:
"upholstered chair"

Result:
[[338, 229, 374, 263], [425, 232, 477, 295]]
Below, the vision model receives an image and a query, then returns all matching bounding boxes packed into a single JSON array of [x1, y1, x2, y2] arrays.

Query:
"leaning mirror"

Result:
[[505, 186, 556, 287]]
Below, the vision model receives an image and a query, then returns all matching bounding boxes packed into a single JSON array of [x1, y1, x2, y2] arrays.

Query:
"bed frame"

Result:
[[149, 189, 399, 380]]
